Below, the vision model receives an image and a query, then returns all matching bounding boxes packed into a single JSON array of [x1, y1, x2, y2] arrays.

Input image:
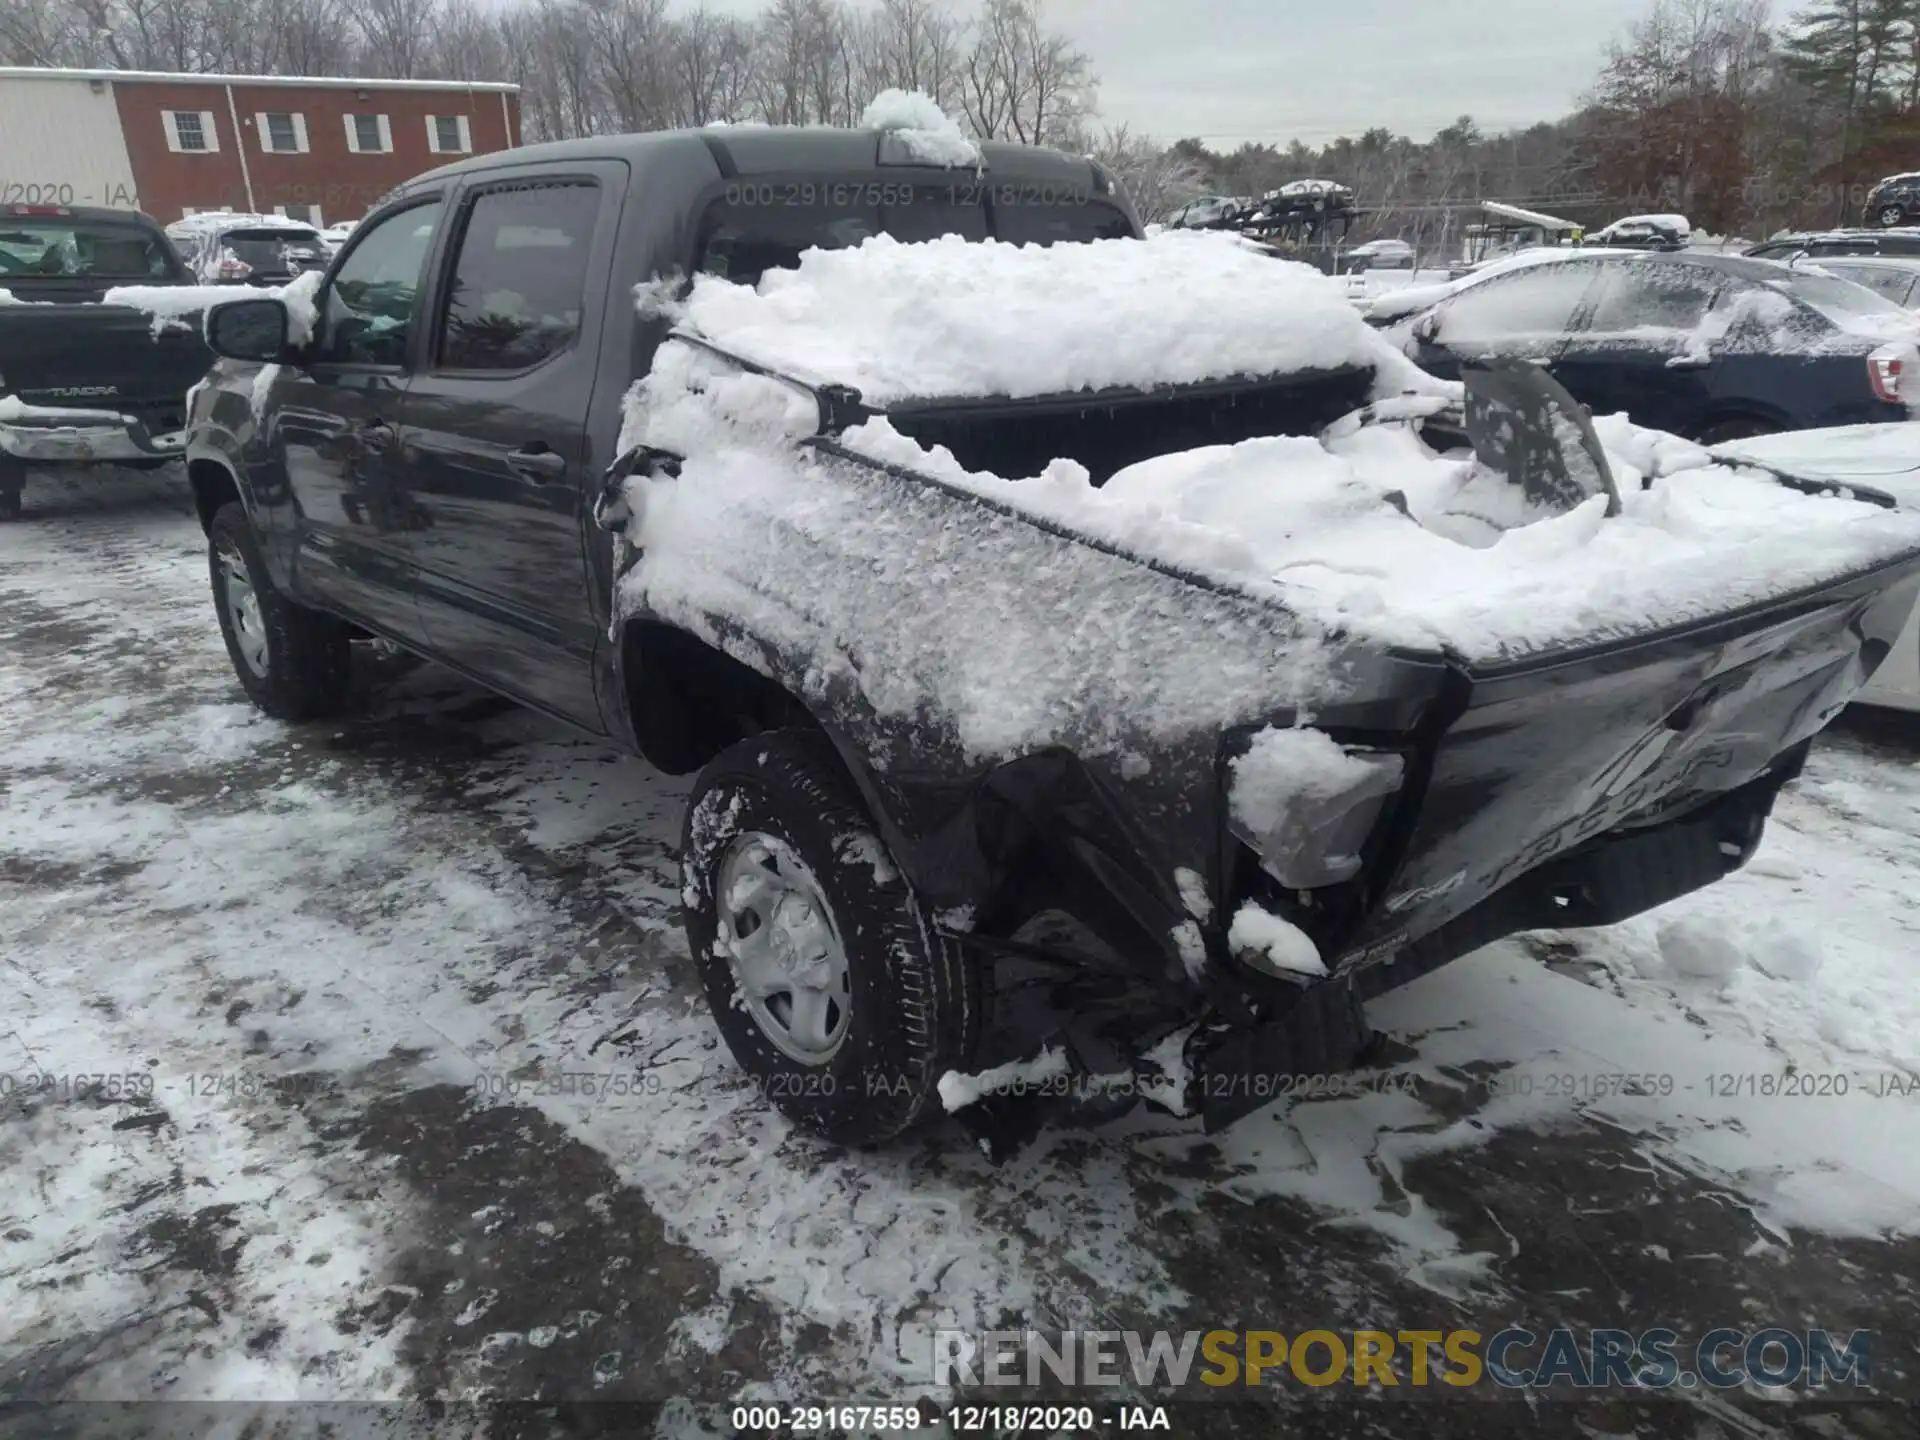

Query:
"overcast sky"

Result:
[[1038, 0, 1658, 145], [691, 0, 1662, 147]]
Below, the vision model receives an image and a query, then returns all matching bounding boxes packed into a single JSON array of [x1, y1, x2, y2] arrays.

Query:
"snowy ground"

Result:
[[4, 468, 1920, 1436]]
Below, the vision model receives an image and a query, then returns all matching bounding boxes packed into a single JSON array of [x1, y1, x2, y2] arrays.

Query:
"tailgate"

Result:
[[0, 304, 210, 415], [1335, 555, 1920, 966]]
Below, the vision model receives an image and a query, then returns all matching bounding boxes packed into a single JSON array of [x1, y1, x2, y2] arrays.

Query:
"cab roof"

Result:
[[401, 126, 1115, 195]]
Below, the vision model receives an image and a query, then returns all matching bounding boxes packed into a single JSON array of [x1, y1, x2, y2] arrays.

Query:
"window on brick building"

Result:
[[163, 111, 219, 154], [256, 112, 309, 154], [345, 114, 392, 154], [427, 115, 472, 155]]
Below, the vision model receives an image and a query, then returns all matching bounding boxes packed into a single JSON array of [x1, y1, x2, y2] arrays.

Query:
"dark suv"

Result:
[[1867, 173, 1920, 228]]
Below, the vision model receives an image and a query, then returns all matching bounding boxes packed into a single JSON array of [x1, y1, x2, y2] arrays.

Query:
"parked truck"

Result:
[[0, 202, 209, 518], [175, 123, 1920, 1154]]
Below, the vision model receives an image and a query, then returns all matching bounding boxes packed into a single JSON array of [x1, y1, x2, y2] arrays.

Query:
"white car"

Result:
[[1710, 426, 1920, 711], [164, 213, 329, 285], [320, 220, 360, 252]]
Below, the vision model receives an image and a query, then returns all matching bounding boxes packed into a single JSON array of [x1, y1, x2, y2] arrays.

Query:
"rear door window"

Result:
[[436, 178, 599, 372]]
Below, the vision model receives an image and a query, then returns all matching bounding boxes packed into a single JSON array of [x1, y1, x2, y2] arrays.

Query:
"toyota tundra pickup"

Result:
[[0, 203, 210, 519], [176, 120, 1920, 1154]]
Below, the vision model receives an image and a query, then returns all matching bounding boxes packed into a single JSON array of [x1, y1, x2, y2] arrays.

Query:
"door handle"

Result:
[[359, 420, 396, 451], [1665, 353, 1711, 370], [507, 446, 569, 482]]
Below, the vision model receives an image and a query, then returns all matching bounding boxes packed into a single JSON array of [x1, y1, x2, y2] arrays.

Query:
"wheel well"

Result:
[[1689, 406, 1785, 442], [620, 620, 814, 775], [188, 459, 241, 534]]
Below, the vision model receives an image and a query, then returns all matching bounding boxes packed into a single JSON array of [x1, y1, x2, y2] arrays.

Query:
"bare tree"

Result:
[[960, 0, 1092, 145], [586, 0, 674, 131], [671, 6, 756, 124], [862, 0, 961, 111], [342, 0, 439, 78]]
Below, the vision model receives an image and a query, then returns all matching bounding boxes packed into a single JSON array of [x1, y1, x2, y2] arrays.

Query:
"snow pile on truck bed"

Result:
[[675, 230, 1441, 403], [832, 409, 1920, 662]]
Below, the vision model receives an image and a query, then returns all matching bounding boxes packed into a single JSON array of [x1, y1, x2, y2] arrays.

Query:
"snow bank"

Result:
[[676, 229, 1441, 404], [861, 88, 981, 168]]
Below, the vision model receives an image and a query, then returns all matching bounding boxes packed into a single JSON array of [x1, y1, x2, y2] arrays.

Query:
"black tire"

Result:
[[681, 730, 982, 1146], [207, 500, 352, 720], [1693, 416, 1779, 447], [0, 487, 20, 522], [1878, 204, 1908, 228]]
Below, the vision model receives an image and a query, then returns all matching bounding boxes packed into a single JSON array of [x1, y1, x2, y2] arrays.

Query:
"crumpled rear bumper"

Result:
[[0, 406, 185, 466]]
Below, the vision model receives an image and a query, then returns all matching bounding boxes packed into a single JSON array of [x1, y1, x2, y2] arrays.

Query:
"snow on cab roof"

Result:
[[859, 89, 981, 168], [672, 229, 1432, 404]]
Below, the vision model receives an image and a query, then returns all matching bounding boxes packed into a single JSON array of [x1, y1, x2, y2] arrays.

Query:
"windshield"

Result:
[[695, 177, 1133, 286], [1767, 269, 1908, 321], [0, 219, 175, 279]]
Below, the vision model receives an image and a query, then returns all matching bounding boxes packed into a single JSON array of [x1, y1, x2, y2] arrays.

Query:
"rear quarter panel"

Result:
[[1706, 351, 1897, 429]]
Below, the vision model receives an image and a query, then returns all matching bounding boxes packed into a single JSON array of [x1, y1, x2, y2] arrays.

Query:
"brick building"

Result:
[[0, 67, 519, 228]]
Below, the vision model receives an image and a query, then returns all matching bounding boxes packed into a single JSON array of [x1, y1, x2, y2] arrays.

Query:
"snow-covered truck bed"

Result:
[[184, 122, 1920, 1150]]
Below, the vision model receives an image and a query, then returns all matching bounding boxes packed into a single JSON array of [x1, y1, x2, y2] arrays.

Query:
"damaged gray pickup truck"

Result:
[[181, 124, 1920, 1155]]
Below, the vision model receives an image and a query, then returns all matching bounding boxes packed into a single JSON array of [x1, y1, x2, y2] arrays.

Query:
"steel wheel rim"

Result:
[[715, 831, 852, 1064], [216, 539, 270, 678]]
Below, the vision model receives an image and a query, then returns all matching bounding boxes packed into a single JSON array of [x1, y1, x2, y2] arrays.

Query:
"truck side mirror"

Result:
[[1411, 311, 1441, 343], [205, 298, 289, 364]]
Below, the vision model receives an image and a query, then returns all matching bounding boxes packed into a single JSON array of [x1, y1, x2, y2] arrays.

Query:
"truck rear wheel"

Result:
[[681, 730, 981, 1146], [208, 501, 352, 720]]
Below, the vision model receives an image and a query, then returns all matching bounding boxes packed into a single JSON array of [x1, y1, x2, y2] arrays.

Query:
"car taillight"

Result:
[[1869, 342, 1920, 405], [5, 204, 70, 216]]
